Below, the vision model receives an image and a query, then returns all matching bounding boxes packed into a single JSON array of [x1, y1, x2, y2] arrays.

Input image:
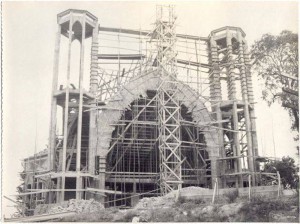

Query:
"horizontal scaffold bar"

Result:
[[99, 26, 209, 41], [86, 187, 122, 195], [177, 59, 211, 69], [97, 54, 146, 60]]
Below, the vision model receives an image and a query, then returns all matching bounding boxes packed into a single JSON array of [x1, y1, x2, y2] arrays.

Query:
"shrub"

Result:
[[224, 189, 239, 203], [193, 198, 205, 205], [238, 197, 291, 222]]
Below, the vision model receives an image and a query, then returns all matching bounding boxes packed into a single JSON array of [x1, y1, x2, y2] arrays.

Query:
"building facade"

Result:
[[21, 7, 261, 213]]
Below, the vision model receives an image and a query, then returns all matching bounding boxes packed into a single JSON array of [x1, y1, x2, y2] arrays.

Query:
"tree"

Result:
[[262, 156, 299, 189], [251, 31, 299, 131]]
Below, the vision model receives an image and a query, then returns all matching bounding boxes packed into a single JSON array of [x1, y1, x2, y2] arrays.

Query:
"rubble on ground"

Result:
[[34, 199, 104, 215], [134, 190, 178, 210]]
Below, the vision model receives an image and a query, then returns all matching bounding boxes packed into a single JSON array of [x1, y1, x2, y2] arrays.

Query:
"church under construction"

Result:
[[20, 6, 267, 214]]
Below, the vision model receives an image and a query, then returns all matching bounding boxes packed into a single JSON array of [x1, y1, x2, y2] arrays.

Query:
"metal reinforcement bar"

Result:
[[4, 211, 76, 222]]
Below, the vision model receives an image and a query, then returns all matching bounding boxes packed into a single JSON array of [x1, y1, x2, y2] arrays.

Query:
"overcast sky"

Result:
[[2, 0, 298, 218]]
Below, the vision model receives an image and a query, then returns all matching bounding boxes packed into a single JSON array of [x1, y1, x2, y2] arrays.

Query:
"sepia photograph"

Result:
[[2, 0, 299, 222]]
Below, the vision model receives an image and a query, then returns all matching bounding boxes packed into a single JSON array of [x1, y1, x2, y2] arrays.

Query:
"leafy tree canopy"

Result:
[[251, 30, 299, 131], [263, 156, 299, 189]]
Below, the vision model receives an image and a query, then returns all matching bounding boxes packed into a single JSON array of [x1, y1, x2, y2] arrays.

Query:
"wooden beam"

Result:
[[177, 58, 211, 69], [3, 196, 21, 204], [34, 171, 99, 179], [86, 187, 122, 195], [11, 189, 86, 196]]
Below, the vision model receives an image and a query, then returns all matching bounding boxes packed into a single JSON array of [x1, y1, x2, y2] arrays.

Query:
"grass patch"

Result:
[[238, 196, 291, 222]]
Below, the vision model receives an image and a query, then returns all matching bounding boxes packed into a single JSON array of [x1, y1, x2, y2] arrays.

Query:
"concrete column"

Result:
[[61, 13, 74, 202], [226, 35, 237, 100], [131, 182, 139, 206], [90, 23, 99, 95], [232, 102, 243, 187], [48, 24, 61, 171], [226, 34, 242, 187], [237, 36, 255, 185], [88, 23, 99, 176], [209, 38, 222, 188], [210, 156, 220, 188], [244, 42, 260, 177], [95, 156, 106, 204], [209, 39, 222, 101], [56, 177, 61, 203], [76, 17, 86, 200]]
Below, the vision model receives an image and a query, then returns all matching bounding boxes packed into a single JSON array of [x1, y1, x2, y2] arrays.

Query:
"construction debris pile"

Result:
[[134, 190, 178, 210], [34, 199, 104, 215]]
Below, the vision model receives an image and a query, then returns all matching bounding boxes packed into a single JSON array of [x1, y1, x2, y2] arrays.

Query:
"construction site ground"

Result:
[[46, 187, 300, 222]]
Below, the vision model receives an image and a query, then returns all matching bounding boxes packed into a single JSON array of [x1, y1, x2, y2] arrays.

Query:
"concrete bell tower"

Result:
[[208, 27, 259, 188], [48, 9, 99, 202]]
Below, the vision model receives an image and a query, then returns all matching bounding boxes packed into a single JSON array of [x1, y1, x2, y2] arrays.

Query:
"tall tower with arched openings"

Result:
[[48, 9, 99, 202], [208, 27, 259, 187]]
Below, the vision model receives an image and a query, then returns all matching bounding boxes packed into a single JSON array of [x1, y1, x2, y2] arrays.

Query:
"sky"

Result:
[[2, 0, 299, 218]]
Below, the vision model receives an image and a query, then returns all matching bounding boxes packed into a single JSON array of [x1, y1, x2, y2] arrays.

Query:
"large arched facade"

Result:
[[94, 71, 220, 205]]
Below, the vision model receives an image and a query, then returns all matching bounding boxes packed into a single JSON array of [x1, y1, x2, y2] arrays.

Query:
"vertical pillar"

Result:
[[89, 22, 99, 176], [61, 13, 74, 202], [209, 39, 222, 101], [76, 17, 86, 200], [95, 156, 106, 203], [209, 38, 222, 188], [158, 87, 182, 194], [155, 5, 182, 194], [226, 34, 237, 101], [48, 25, 61, 171], [90, 23, 99, 95], [226, 35, 242, 187], [244, 42, 260, 177], [237, 35, 255, 185]]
